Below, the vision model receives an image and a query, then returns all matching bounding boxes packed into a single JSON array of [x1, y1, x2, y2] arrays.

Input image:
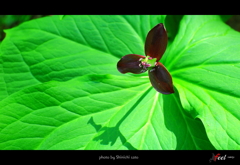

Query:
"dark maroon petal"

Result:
[[117, 54, 147, 74], [148, 62, 174, 94], [145, 23, 168, 61]]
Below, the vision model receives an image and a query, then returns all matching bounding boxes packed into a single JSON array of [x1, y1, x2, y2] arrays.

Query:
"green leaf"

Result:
[[165, 15, 183, 43], [59, 15, 65, 20], [0, 15, 165, 100], [0, 74, 213, 150], [0, 74, 149, 149], [163, 15, 240, 149], [0, 15, 232, 150]]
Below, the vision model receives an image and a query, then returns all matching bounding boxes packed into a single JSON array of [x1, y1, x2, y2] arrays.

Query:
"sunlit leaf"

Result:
[[0, 15, 239, 150]]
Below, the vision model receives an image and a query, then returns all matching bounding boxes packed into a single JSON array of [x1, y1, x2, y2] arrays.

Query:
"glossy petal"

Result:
[[148, 62, 174, 94], [117, 54, 146, 74], [145, 23, 168, 61]]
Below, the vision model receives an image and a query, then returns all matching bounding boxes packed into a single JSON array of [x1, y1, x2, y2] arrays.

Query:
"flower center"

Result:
[[139, 56, 157, 72]]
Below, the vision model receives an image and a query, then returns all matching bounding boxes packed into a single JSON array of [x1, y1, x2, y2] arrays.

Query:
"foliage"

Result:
[[0, 15, 239, 150]]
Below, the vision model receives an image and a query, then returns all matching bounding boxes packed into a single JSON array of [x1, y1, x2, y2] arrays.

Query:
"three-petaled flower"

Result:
[[117, 23, 174, 94]]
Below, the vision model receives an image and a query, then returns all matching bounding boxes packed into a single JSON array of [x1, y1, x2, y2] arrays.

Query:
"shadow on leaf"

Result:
[[162, 86, 215, 150], [87, 87, 152, 150], [88, 117, 137, 150]]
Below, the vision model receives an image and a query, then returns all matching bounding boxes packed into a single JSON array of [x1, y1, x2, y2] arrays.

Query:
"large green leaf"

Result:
[[163, 15, 240, 149], [0, 15, 239, 150], [0, 15, 165, 100]]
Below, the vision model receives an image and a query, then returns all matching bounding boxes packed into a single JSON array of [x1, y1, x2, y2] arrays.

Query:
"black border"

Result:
[[1, 150, 239, 163]]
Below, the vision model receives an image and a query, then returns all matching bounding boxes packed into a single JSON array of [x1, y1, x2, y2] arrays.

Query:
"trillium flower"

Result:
[[117, 23, 174, 94]]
